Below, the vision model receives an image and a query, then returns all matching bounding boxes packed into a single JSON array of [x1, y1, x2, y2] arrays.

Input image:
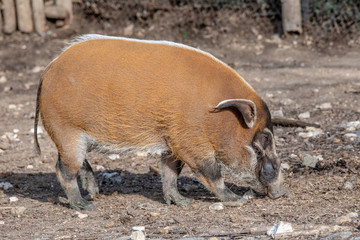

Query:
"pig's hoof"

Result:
[[70, 198, 95, 211], [164, 190, 192, 206]]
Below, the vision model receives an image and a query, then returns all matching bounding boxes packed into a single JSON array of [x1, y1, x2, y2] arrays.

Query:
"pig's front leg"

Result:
[[193, 159, 247, 203]]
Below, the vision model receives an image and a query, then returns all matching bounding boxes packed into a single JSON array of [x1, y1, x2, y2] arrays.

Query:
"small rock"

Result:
[[281, 162, 290, 170], [209, 202, 224, 211], [280, 98, 294, 106], [267, 221, 293, 237], [0, 221, 4, 225], [0, 76, 7, 83], [3, 86, 12, 92], [343, 181, 354, 190], [290, 154, 298, 159], [31, 66, 43, 73], [124, 24, 134, 36], [105, 221, 115, 228], [0, 182, 13, 190], [149, 212, 160, 217], [11, 206, 26, 217], [0, 140, 9, 150], [272, 109, 284, 118], [336, 215, 352, 224], [108, 154, 120, 160], [343, 145, 354, 150], [343, 133, 358, 142], [345, 121, 360, 129], [318, 102, 332, 110], [27, 165, 34, 169], [346, 212, 358, 219], [266, 93, 274, 98], [132, 226, 145, 231], [131, 230, 145, 240], [298, 111, 310, 119], [9, 196, 19, 202], [96, 165, 105, 171], [30, 126, 44, 134], [298, 127, 323, 138], [75, 211, 88, 219], [333, 138, 341, 144], [301, 153, 318, 168], [243, 189, 257, 200], [8, 104, 17, 110]]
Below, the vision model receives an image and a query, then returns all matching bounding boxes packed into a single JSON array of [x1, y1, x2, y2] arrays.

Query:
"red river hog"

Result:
[[34, 34, 286, 210]]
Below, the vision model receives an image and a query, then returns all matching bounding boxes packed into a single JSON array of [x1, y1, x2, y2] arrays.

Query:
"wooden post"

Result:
[[2, 0, 17, 34], [16, 0, 34, 33], [32, 0, 46, 34], [281, 0, 302, 34], [0, 6, 2, 35], [55, 0, 73, 23]]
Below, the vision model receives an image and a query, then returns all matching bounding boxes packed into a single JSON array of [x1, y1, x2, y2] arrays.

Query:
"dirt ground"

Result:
[[0, 5, 360, 240]]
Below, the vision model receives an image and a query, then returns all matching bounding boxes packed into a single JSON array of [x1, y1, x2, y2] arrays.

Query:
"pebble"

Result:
[[343, 133, 358, 141], [333, 138, 341, 144], [267, 221, 293, 237], [243, 190, 256, 200], [0, 221, 4, 225], [26, 165, 34, 169], [209, 202, 224, 211], [8, 104, 17, 110], [318, 102, 332, 110], [272, 109, 284, 118], [124, 24, 134, 36], [280, 98, 294, 106], [96, 165, 105, 171], [298, 127, 323, 138], [75, 211, 88, 219], [99, 172, 123, 184], [281, 162, 290, 170], [343, 145, 354, 150], [30, 126, 44, 134], [0, 76, 7, 83], [298, 111, 310, 119], [343, 181, 354, 190], [131, 230, 145, 240], [0, 182, 13, 190], [301, 153, 318, 168], [290, 154, 298, 159], [11, 206, 26, 217], [31, 66, 43, 73], [132, 226, 145, 231], [108, 154, 120, 160], [9, 196, 19, 202], [3, 86, 12, 92], [336, 215, 352, 224]]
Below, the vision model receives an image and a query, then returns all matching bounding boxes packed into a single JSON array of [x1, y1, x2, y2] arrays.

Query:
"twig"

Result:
[[272, 117, 321, 128]]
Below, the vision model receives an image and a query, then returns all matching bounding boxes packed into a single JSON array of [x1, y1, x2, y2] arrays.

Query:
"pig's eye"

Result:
[[261, 133, 271, 148]]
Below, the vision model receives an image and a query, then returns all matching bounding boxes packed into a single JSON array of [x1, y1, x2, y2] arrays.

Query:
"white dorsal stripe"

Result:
[[61, 34, 254, 91]]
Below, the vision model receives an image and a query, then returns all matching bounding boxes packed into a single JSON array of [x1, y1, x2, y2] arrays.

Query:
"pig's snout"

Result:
[[260, 161, 276, 182]]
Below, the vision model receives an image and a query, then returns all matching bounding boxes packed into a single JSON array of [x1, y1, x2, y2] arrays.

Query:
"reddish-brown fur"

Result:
[[34, 35, 285, 210]]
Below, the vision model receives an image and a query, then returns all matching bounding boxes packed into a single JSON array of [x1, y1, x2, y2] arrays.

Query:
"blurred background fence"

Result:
[[1, 0, 359, 44]]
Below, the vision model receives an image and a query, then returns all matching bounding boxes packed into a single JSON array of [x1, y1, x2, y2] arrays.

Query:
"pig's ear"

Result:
[[214, 99, 257, 128]]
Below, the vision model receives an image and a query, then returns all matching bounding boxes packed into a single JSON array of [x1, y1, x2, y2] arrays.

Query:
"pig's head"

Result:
[[214, 98, 286, 199]]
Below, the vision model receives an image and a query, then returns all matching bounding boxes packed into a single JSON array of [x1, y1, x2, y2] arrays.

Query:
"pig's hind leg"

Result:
[[79, 159, 99, 198], [161, 152, 192, 206], [54, 131, 95, 210]]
